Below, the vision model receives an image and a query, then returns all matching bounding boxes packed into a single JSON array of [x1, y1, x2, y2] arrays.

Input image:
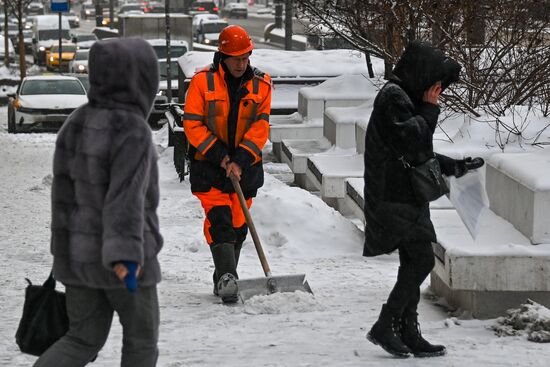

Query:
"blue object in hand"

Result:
[[121, 261, 138, 293]]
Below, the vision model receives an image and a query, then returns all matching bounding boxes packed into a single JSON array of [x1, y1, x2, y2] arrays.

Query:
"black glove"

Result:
[[454, 157, 485, 178]]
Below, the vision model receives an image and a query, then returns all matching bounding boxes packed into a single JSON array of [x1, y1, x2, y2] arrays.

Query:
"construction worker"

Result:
[[183, 25, 272, 303]]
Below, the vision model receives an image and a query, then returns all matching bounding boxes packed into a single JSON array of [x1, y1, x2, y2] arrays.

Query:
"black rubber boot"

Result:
[[212, 243, 243, 297], [367, 304, 412, 358], [210, 243, 239, 303], [400, 311, 446, 357], [234, 243, 242, 266]]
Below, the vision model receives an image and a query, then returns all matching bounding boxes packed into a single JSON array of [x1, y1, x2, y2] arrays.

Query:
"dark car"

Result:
[[188, 1, 219, 15]]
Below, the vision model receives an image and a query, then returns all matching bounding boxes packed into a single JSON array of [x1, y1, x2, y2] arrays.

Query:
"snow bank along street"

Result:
[[1, 106, 549, 366]]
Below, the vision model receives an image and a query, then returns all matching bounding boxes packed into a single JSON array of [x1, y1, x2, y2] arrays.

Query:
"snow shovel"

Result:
[[229, 173, 313, 302]]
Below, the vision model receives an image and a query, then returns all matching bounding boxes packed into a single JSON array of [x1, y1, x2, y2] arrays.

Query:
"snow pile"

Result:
[[252, 174, 363, 259], [243, 291, 324, 315], [492, 300, 550, 342]]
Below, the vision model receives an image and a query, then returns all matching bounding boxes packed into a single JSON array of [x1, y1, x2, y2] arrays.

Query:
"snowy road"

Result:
[[0, 106, 548, 366]]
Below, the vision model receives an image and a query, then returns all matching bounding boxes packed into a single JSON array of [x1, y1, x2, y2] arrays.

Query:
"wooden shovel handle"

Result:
[[229, 173, 272, 277]]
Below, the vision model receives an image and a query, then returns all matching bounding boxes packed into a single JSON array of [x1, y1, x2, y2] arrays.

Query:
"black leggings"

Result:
[[386, 239, 435, 314]]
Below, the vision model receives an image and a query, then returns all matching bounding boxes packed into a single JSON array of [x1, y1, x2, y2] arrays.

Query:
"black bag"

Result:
[[402, 156, 449, 202], [15, 272, 69, 356]]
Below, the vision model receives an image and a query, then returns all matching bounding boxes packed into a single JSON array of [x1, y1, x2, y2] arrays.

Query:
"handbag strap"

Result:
[[42, 271, 57, 290]]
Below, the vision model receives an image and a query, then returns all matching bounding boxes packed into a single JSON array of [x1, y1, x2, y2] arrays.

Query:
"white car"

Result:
[[7, 75, 88, 133], [192, 13, 220, 36], [221, 3, 247, 19], [146, 39, 189, 60], [194, 19, 228, 45], [69, 49, 89, 74]]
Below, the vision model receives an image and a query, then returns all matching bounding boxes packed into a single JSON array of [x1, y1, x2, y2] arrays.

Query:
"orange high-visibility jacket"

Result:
[[183, 63, 272, 193]]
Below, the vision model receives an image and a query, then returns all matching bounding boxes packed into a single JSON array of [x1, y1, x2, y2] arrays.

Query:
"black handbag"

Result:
[[400, 155, 449, 202], [15, 272, 69, 356]]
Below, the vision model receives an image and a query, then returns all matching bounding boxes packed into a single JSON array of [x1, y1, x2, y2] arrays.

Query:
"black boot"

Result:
[[367, 304, 412, 358], [210, 243, 239, 303], [400, 311, 446, 357], [234, 243, 242, 266], [212, 243, 243, 297]]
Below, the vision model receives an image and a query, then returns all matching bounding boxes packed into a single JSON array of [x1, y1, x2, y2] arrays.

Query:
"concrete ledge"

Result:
[[487, 152, 550, 244], [430, 271, 550, 319], [344, 178, 364, 223], [324, 102, 372, 150], [430, 208, 550, 318], [297, 74, 376, 120], [265, 28, 307, 51], [355, 122, 367, 154]]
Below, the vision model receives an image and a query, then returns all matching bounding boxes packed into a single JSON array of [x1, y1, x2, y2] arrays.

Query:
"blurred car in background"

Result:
[[7, 75, 88, 133], [194, 19, 228, 45], [117, 3, 145, 15], [46, 43, 77, 71], [80, 2, 96, 20], [221, 3, 247, 18], [146, 39, 188, 60], [71, 33, 98, 49], [0, 36, 16, 62], [67, 12, 80, 28], [188, 1, 219, 15], [27, 2, 45, 16], [69, 49, 89, 73]]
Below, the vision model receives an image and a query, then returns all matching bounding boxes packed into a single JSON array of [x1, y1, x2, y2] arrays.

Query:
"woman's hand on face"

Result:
[[423, 81, 442, 105]]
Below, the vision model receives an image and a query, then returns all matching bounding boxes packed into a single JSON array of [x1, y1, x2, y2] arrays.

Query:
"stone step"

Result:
[[280, 138, 332, 190], [305, 154, 363, 213]]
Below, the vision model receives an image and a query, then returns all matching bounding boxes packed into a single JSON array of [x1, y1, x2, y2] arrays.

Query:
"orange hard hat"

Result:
[[218, 25, 254, 56]]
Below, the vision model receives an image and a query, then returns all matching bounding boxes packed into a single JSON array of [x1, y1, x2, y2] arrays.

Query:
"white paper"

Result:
[[449, 170, 490, 239]]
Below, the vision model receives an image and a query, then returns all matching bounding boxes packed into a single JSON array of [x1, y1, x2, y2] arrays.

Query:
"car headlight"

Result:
[[75, 17, 80, 22], [39, 46, 45, 52], [85, 10, 91, 15], [204, 39, 211, 44], [77, 64, 86, 71], [13, 99, 22, 109], [102, 19, 108, 25]]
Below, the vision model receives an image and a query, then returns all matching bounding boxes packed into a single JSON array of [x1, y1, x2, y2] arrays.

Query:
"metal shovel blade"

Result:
[[236, 274, 313, 302]]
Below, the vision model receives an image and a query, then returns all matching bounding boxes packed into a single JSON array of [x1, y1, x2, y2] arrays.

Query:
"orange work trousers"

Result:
[[194, 187, 252, 245]]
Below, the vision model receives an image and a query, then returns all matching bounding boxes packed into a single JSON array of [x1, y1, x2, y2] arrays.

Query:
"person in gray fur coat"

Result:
[[33, 38, 163, 367]]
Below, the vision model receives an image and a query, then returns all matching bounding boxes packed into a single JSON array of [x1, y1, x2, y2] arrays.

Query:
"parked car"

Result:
[[194, 19, 228, 45], [7, 75, 88, 133], [221, 2, 247, 19], [188, 1, 219, 15], [71, 33, 98, 49], [80, 2, 96, 20], [46, 43, 77, 71], [68, 49, 89, 73]]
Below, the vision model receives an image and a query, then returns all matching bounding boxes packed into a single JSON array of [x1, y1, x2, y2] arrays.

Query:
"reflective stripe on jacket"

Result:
[[183, 64, 271, 164]]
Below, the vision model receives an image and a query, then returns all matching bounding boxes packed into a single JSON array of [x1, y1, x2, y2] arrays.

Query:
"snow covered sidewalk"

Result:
[[0, 112, 548, 365]]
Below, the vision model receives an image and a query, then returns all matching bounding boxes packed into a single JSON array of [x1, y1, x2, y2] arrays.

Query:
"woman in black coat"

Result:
[[363, 41, 483, 358]]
